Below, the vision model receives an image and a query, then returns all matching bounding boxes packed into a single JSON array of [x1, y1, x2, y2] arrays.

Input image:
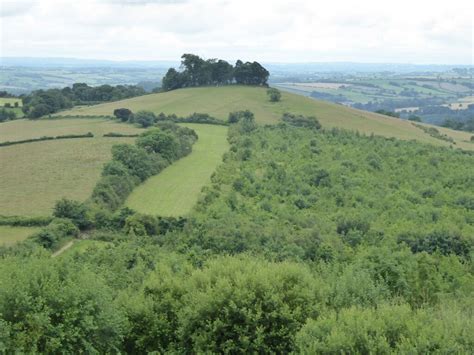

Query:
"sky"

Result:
[[0, 0, 472, 64]]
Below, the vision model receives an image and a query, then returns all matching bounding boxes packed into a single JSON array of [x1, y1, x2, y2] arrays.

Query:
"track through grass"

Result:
[[126, 124, 228, 216]]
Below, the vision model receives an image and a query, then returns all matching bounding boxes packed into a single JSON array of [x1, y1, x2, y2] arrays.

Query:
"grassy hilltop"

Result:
[[59, 85, 474, 150]]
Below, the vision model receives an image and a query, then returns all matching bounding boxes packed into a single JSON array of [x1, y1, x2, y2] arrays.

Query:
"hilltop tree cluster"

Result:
[[162, 54, 269, 91], [22, 83, 146, 118]]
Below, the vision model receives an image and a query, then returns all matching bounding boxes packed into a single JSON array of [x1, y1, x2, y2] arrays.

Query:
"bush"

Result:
[[267, 88, 281, 102], [137, 129, 180, 162], [111, 144, 167, 181], [53, 199, 92, 230], [282, 112, 321, 129], [31, 219, 79, 250], [133, 110, 156, 128], [228, 110, 254, 124], [113, 108, 133, 122]]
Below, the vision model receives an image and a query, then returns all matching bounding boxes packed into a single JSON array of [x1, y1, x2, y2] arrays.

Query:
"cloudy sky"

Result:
[[0, 0, 472, 64]]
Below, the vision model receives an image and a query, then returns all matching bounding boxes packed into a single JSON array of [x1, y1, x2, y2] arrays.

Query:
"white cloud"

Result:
[[0, 0, 472, 64]]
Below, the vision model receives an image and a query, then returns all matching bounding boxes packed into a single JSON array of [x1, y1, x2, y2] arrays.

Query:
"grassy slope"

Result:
[[0, 226, 40, 246], [125, 124, 229, 216], [58, 86, 473, 150], [0, 98, 22, 107], [0, 118, 142, 142], [0, 135, 136, 216]]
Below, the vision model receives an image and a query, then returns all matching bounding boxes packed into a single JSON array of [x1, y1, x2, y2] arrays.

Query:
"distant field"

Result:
[[0, 226, 40, 246], [58, 85, 474, 150], [0, 118, 142, 142], [0, 97, 22, 107], [126, 124, 229, 216], [0, 119, 140, 216]]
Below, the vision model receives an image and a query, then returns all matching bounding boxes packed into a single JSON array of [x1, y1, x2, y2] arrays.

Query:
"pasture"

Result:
[[0, 118, 141, 216], [57, 86, 473, 150], [126, 124, 229, 216], [0, 97, 22, 107], [0, 118, 142, 142], [0, 226, 40, 247]]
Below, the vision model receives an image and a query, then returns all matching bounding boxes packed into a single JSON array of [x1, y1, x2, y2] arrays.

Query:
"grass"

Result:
[[0, 132, 136, 216], [0, 97, 22, 107], [0, 118, 142, 142], [126, 124, 229, 216], [58, 86, 473, 150], [0, 226, 40, 247]]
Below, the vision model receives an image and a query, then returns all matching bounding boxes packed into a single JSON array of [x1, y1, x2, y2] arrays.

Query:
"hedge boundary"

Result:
[[0, 132, 94, 147]]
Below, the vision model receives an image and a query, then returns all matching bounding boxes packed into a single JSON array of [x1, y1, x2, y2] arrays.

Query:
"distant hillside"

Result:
[[59, 85, 473, 150]]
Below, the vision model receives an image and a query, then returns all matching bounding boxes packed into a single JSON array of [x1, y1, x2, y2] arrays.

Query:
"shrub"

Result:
[[267, 88, 281, 102], [133, 110, 156, 128], [31, 219, 79, 250], [111, 144, 166, 181], [282, 113, 321, 129], [113, 108, 133, 122], [137, 129, 180, 162], [53, 199, 92, 230]]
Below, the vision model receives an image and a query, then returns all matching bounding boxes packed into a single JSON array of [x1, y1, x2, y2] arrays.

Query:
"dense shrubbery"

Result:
[[1, 119, 473, 352], [162, 54, 269, 91]]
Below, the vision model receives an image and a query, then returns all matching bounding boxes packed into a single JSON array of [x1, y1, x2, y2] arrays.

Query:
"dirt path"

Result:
[[52, 240, 74, 257]]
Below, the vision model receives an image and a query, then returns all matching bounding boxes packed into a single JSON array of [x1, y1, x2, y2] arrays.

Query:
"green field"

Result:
[[0, 118, 141, 216], [58, 86, 473, 150], [0, 226, 39, 246], [0, 118, 142, 142], [126, 124, 229, 216], [0, 97, 22, 107]]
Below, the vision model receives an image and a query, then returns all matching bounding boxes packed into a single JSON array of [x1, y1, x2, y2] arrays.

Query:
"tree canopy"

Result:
[[162, 54, 269, 91]]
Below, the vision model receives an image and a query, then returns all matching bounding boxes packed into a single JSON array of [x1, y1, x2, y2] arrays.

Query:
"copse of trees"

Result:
[[22, 83, 146, 119], [0, 108, 16, 122], [162, 54, 269, 91]]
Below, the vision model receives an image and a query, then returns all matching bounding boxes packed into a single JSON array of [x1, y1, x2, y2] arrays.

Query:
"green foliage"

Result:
[[91, 122, 197, 211], [22, 84, 145, 118], [282, 112, 322, 129], [137, 129, 180, 161], [132, 110, 156, 128], [53, 198, 92, 230], [31, 219, 78, 250], [267, 87, 281, 102], [295, 302, 474, 353], [162, 54, 269, 91], [113, 107, 133, 121], [0, 215, 52, 227], [0, 108, 16, 122], [0, 257, 126, 352]]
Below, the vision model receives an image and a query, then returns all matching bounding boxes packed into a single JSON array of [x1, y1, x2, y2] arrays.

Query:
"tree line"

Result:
[[162, 54, 270, 91], [21, 83, 146, 119]]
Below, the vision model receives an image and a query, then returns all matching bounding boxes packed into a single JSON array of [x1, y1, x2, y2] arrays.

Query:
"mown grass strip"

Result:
[[125, 124, 229, 216]]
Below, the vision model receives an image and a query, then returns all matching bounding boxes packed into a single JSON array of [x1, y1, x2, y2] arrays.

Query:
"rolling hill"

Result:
[[58, 85, 474, 150]]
